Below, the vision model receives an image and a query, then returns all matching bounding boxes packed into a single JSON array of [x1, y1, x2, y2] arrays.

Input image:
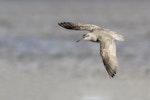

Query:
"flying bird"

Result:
[[58, 22, 124, 78]]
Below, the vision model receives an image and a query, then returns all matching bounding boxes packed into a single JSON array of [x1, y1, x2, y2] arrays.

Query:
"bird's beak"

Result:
[[76, 37, 84, 42]]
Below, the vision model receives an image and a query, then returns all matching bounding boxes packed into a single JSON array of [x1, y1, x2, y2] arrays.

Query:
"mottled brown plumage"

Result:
[[58, 22, 124, 78]]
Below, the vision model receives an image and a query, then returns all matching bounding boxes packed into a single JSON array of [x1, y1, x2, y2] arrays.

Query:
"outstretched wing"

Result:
[[58, 22, 100, 32], [100, 37, 118, 78]]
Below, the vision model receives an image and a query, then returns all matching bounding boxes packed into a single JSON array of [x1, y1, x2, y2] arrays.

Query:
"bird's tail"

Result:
[[109, 31, 124, 41]]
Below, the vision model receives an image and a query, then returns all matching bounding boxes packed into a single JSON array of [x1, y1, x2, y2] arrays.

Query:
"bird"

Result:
[[58, 22, 124, 78]]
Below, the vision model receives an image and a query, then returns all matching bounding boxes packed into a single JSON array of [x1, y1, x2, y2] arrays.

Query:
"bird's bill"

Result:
[[76, 37, 84, 42]]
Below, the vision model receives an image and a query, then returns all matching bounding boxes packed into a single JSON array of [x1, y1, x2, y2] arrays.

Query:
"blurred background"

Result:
[[0, 0, 150, 100]]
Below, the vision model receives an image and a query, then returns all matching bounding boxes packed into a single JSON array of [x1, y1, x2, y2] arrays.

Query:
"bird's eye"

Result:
[[83, 34, 86, 37]]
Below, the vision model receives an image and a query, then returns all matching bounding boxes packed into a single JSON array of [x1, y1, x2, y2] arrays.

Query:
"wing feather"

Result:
[[100, 38, 118, 78], [58, 22, 100, 32]]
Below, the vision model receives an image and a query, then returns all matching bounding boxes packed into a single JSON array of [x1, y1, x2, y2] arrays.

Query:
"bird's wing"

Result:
[[99, 37, 118, 78], [58, 22, 100, 32]]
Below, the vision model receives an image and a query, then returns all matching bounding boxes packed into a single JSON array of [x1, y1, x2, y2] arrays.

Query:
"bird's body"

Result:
[[58, 22, 124, 78]]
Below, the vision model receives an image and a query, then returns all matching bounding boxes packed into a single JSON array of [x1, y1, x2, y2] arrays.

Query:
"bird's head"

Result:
[[76, 33, 98, 42], [76, 33, 92, 42]]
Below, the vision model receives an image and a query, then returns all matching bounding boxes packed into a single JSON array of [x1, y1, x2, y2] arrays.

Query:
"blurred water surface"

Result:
[[0, 1, 150, 100]]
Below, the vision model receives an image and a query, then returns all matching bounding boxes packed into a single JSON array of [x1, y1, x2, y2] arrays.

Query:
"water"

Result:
[[0, 1, 150, 100]]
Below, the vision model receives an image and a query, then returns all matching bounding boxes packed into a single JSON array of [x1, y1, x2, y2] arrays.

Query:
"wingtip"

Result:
[[58, 22, 67, 27], [58, 22, 75, 30], [111, 73, 115, 78], [106, 67, 116, 78], [58, 22, 66, 28], [58, 22, 61, 25], [58, 22, 63, 26], [108, 73, 116, 78]]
